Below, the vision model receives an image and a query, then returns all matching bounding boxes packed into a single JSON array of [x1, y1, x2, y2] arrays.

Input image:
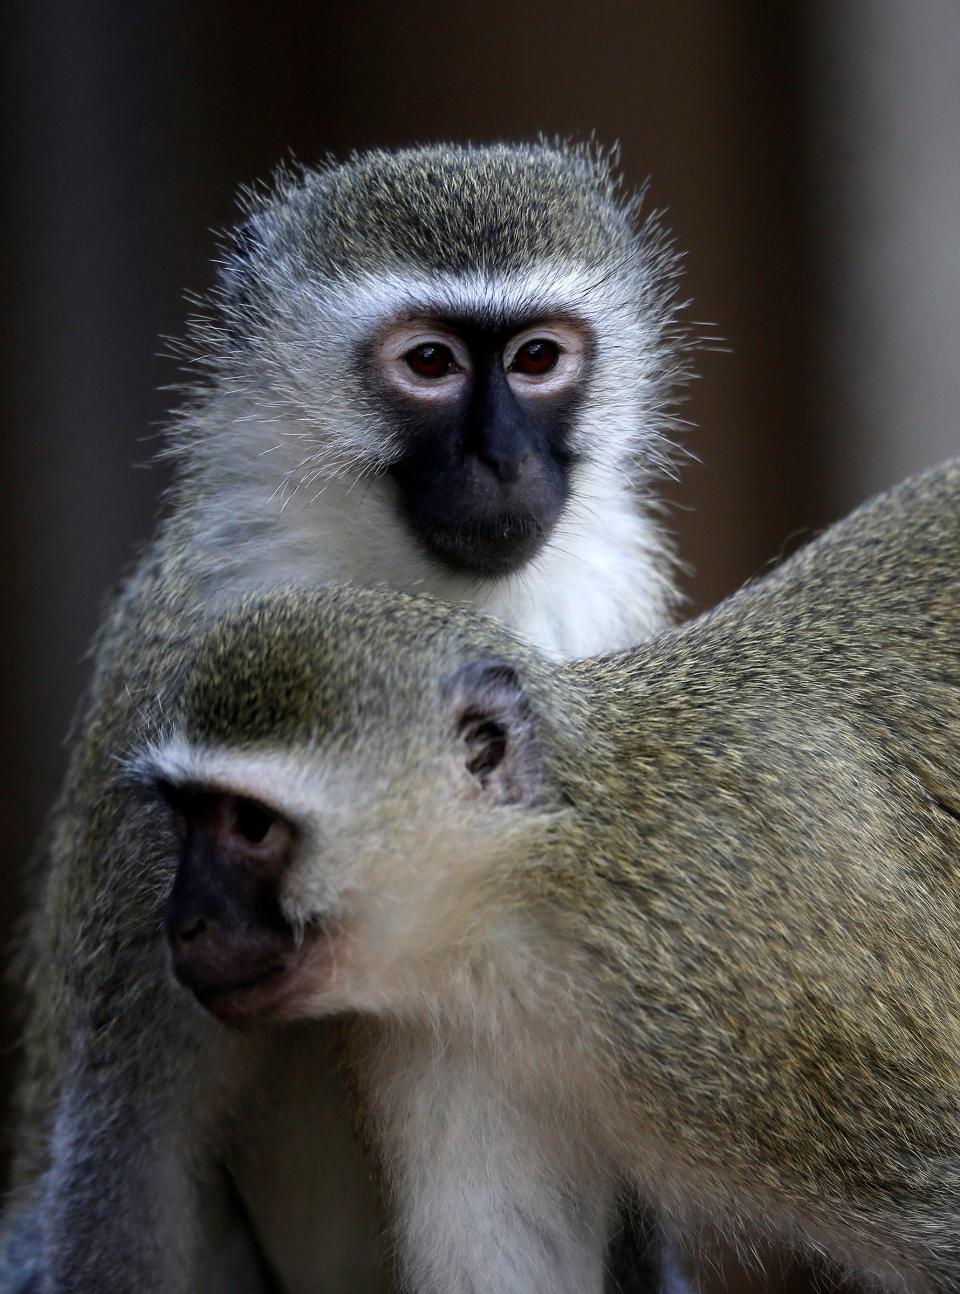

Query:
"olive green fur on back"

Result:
[[563, 460, 960, 1211], [579, 454, 960, 783]]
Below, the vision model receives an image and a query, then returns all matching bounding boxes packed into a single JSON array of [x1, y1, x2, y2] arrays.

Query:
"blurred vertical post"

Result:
[[0, 1, 183, 1171], [809, 1, 960, 510]]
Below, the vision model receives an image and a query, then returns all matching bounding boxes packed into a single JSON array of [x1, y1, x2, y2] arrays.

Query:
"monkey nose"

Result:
[[160, 785, 303, 1022], [158, 785, 299, 875], [173, 914, 208, 944], [478, 448, 530, 487]]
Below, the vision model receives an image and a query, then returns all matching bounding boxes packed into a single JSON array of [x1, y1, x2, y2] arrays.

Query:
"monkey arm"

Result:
[[0, 783, 258, 1293], [0, 554, 274, 1294], [38, 1043, 212, 1292]]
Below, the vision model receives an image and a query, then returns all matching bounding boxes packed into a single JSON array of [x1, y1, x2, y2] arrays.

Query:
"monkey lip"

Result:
[[177, 923, 333, 1027], [425, 513, 553, 577], [185, 962, 302, 1027]]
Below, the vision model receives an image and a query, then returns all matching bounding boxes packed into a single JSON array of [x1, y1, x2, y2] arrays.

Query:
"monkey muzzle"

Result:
[[391, 442, 569, 578], [425, 511, 553, 577], [161, 786, 313, 1026]]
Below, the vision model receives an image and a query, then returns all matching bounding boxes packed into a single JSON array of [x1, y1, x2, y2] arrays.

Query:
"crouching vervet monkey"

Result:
[[139, 459, 960, 1294], [0, 140, 690, 1292]]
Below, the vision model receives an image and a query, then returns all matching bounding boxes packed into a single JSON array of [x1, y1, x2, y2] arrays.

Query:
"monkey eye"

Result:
[[510, 339, 560, 377], [404, 342, 457, 379]]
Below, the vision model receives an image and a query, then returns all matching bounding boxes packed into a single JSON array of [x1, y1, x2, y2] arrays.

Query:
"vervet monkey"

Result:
[[0, 142, 689, 1290], [141, 459, 960, 1294]]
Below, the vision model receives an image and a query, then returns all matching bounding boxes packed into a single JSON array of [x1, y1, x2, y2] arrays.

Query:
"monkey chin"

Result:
[[423, 512, 555, 578]]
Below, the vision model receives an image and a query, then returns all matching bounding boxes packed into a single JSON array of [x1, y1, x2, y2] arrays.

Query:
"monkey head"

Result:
[[139, 587, 564, 1027], [180, 142, 688, 619]]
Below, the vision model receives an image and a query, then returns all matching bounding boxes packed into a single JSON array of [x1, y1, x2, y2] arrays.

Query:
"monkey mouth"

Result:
[[175, 921, 339, 1028], [423, 513, 553, 577], [184, 961, 304, 1027]]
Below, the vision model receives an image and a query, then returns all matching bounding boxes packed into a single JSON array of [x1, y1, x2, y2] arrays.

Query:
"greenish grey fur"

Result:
[[177, 460, 960, 1289], [228, 141, 641, 281]]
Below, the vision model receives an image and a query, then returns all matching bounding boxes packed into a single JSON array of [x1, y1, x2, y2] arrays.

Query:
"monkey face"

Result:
[[374, 314, 590, 576], [191, 144, 687, 650], [144, 619, 555, 1027]]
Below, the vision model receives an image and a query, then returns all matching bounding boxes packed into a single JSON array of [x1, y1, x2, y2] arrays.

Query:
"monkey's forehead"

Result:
[[254, 142, 639, 277], [177, 585, 540, 748]]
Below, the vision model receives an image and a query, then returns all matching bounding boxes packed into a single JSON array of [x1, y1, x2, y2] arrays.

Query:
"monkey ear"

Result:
[[443, 660, 542, 806]]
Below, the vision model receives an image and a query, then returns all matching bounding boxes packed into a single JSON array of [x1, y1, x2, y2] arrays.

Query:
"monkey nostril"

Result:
[[480, 453, 527, 486], [176, 916, 207, 944]]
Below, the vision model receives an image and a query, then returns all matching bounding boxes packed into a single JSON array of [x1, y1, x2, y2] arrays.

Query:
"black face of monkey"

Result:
[[160, 785, 311, 1026], [375, 315, 590, 577]]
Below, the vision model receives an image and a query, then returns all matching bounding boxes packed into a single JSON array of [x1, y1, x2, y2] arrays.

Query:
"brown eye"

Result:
[[405, 343, 456, 379], [511, 339, 559, 377]]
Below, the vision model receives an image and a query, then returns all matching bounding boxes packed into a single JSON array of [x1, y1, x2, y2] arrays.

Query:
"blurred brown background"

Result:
[[1, 0, 958, 1190]]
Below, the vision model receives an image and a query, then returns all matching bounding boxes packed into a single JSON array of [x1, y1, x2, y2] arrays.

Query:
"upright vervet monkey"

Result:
[[1, 142, 690, 1291], [144, 460, 960, 1294]]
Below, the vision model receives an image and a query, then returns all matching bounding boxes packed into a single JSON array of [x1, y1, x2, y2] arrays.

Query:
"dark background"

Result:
[[2, 0, 958, 1199]]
